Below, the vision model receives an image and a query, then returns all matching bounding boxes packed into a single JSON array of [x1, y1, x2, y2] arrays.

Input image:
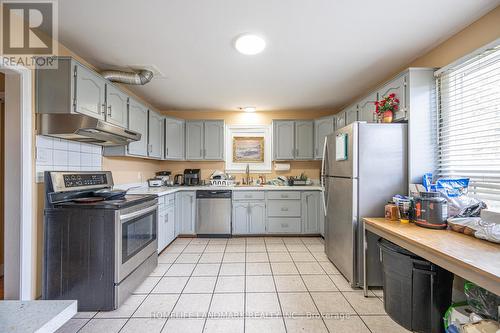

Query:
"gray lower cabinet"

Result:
[[105, 83, 128, 128], [148, 110, 164, 159], [186, 120, 224, 160], [127, 99, 149, 157], [314, 116, 334, 159], [377, 74, 407, 121], [175, 191, 196, 235], [165, 117, 185, 159], [358, 92, 377, 123], [249, 202, 266, 234], [233, 201, 266, 235], [273, 121, 295, 160], [302, 191, 321, 234], [158, 195, 176, 252], [295, 120, 314, 160]]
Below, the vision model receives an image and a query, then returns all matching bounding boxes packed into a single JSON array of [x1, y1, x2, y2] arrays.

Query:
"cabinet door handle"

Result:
[[281, 207, 289, 211], [107, 105, 112, 117], [166, 148, 169, 156], [101, 103, 106, 115], [281, 194, 288, 198]]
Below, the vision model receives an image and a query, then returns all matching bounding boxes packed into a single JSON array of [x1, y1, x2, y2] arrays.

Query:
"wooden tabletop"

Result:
[[363, 217, 500, 295]]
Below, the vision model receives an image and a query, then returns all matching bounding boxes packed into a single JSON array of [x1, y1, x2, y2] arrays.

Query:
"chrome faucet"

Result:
[[246, 164, 250, 185]]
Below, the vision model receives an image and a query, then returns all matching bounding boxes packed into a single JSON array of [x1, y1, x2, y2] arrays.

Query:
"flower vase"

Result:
[[382, 110, 393, 123]]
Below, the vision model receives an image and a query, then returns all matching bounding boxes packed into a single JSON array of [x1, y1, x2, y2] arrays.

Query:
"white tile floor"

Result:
[[57, 237, 410, 333]]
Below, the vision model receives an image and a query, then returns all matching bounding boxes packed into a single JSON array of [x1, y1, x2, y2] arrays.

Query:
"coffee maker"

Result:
[[184, 169, 201, 186]]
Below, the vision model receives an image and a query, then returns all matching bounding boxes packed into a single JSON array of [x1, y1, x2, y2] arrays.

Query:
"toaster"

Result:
[[148, 178, 163, 187]]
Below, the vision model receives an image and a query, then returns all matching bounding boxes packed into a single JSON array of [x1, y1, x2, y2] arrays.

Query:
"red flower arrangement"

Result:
[[374, 93, 400, 121]]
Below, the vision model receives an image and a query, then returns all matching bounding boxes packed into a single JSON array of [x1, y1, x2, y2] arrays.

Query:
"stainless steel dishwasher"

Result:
[[196, 190, 232, 236]]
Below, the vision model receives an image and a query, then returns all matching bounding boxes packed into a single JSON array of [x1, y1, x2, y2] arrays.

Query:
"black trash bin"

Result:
[[378, 239, 454, 333]]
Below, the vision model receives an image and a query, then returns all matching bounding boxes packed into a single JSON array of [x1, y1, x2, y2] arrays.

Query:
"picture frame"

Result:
[[232, 136, 264, 162]]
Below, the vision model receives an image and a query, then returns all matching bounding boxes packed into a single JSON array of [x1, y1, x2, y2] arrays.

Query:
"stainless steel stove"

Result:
[[43, 171, 158, 311]]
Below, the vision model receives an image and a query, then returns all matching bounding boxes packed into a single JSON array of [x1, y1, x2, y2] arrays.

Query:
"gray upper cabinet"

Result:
[[377, 74, 407, 122], [186, 120, 224, 161], [273, 121, 295, 160], [165, 117, 185, 160], [273, 120, 315, 160], [295, 120, 314, 160], [148, 110, 164, 159], [204, 120, 224, 160], [358, 92, 378, 123], [345, 105, 358, 125], [74, 62, 107, 120], [186, 121, 205, 160], [127, 99, 149, 157], [314, 117, 334, 159], [105, 84, 128, 128], [335, 112, 346, 130]]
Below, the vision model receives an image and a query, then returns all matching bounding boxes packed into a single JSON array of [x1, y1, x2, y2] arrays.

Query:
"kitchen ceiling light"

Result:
[[240, 107, 256, 112], [234, 34, 266, 55]]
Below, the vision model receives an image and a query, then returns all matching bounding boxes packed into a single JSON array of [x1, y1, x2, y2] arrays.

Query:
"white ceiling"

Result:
[[58, 0, 499, 111]]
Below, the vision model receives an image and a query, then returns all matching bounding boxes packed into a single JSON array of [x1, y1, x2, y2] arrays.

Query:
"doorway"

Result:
[[0, 72, 4, 299], [0, 65, 34, 300]]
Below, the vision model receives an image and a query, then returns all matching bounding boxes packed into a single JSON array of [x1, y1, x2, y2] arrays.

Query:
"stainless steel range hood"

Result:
[[37, 113, 141, 146]]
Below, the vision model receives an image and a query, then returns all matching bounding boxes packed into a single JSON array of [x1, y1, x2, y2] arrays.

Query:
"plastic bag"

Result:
[[464, 281, 500, 320], [435, 178, 483, 217]]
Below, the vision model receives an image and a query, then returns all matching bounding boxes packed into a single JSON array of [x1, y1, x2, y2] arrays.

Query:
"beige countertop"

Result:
[[127, 185, 323, 196], [363, 217, 500, 295]]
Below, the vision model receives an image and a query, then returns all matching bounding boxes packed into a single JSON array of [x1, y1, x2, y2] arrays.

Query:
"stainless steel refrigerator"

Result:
[[321, 121, 407, 288]]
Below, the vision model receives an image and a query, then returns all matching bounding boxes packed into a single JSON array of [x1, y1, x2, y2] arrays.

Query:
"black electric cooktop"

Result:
[[53, 194, 157, 210]]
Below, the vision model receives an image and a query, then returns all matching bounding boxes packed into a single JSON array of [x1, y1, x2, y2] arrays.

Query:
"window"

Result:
[[436, 41, 500, 211]]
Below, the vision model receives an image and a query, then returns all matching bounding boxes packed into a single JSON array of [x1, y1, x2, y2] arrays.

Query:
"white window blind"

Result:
[[436, 42, 500, 210]]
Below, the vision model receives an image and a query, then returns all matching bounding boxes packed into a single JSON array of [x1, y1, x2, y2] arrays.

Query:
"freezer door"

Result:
[[325, 177, 357, 285], [331, 122, 358, 178]]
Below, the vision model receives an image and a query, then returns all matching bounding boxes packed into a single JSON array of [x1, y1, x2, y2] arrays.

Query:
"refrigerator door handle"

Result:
[[321, 137, 328, 215]]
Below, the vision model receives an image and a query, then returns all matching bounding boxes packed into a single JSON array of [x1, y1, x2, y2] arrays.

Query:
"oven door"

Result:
[[116, 200, 158, 282]]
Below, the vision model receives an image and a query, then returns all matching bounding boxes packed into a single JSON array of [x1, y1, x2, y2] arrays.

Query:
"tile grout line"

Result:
[[302, 238, 376, 333], [201, 237, 230, 332], [289, 238, 332, 333], [160, 237, 206, 332], [267, 237, 288, 333]]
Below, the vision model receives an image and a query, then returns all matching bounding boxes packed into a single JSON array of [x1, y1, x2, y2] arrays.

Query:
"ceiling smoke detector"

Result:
[[234, 34, 266, 55]]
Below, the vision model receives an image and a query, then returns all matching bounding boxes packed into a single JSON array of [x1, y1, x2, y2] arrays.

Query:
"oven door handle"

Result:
[[120, 204, 158, 222]]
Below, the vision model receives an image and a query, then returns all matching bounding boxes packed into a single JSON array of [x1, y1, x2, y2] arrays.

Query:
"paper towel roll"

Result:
[[274, 163, 290, 171]]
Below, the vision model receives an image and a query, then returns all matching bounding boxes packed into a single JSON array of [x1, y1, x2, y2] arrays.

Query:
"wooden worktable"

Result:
[[363, 217, 500, 295]]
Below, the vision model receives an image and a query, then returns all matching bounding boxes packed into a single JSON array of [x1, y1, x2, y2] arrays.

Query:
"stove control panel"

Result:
[[63, 173, 108, 187], [48, 171, 113, 193]]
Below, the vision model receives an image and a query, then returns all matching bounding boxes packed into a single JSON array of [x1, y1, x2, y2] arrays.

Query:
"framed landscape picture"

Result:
[[233, 136, 264, 162]]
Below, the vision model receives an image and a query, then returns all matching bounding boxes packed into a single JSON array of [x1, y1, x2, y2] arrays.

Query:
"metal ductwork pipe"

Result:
[[101, 69, 154, 85]]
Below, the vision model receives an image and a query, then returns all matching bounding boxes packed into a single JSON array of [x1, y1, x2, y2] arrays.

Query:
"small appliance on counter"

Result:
[[414, 191, 448, 229], [173, 174, 184, 186], [184, 169, 201, 186], [155, 171, 171, 186], [148, 178, 163, 187]]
